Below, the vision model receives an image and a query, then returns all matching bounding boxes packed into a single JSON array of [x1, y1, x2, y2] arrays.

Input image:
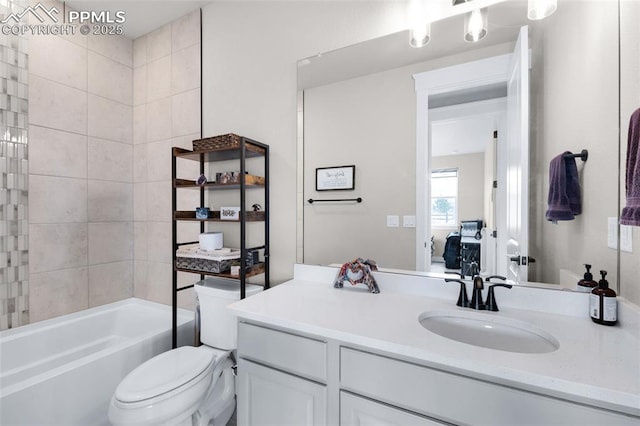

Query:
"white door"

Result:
[[237, 358, 327, 426], [504, 26, 530, 283]]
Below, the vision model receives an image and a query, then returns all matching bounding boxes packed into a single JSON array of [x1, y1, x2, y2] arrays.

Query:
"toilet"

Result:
[[108, 278, 261, 426]]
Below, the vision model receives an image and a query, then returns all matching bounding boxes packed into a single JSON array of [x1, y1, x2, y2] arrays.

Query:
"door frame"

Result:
[[413, 53, 512, 271]]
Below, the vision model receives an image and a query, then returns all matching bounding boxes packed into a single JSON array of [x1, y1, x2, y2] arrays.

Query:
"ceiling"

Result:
[[64, 0, 213, 39]]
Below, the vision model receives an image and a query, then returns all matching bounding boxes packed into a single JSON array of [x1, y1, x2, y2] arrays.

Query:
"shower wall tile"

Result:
[[29, 223, 88, 274], [146, 56, 171, 102], [88, 138, 133, 182], [172, 10, 200, 53], [146, 221, 171, 263], [146, 24, 171, 63], [133, 104, 147, 144], [29, 75, 87, 135], [146, 180, 171, 221], [133, 36, 147, 69], [145, 260, 171, 305], [133, 144, 147, 182], [146, 138, 172, 182], [133, 182, 147, 221], [134, 222, 147, 260], [29, 35, 88, 91], [28, 126, 87, 178], [88, 33, 133, 68], [171, 43, 200, 95], [88, 261, 133, 307], [172, 89, 200, 137], [88, 94, 133, 144], [133, 260, 148, 298], [88, 180, 133, 222], [133, 66, 146, 106], [146, 98, 172, 142], [29, 175, 87, 224], [88, 52, 133, 106], [29, 267, 89, 323], [88, 222, 133, 264]]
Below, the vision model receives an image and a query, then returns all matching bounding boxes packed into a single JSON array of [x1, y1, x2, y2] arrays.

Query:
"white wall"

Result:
[[201, 1, 408, 283]]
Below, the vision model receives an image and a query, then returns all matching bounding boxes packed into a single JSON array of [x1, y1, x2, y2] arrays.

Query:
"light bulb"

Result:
[[464, 8, 488, 43], [407, 0, 430, 48], [528, 0, 557, 20]]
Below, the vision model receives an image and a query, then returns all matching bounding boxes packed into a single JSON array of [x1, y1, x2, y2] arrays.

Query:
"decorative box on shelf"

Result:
[[192, 133, 243, 152], [175, 244, 240, 274]]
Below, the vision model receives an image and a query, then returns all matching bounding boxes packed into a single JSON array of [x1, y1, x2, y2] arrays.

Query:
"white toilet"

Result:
[[108, 278, 261, 426]]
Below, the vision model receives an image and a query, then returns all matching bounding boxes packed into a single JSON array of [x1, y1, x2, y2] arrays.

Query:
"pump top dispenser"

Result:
[[589, 270, 617, 326], [577, 264, 598, 292]]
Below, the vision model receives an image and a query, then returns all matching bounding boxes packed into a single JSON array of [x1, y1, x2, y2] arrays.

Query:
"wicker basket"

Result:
[[175, 256, 236, 274], [193, 134, 242, 152]]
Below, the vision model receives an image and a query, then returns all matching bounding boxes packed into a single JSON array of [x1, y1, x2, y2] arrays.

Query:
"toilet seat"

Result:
[[115, 346, 219, 403], [109, 346, 232, 426]]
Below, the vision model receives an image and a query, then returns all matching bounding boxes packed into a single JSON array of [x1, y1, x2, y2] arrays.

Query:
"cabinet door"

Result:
[[237, 358, 327, 426], [341, 392, 447, 426]]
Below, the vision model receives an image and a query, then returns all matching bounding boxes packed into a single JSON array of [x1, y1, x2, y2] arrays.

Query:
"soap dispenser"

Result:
[[577, 264, 598, 292], [589, 270, 617, 326]]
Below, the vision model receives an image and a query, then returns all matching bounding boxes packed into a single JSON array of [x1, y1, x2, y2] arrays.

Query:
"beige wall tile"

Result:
[[29, 75, 87, 134], [172, 10, 200, 52], [88, 138, 133, 182], [172, 88, 200, 137], [133, 66, 146, 106], [88, 180, 133, 222], [88, 33, 133, 67], [29, 175, 87, 224], [133, 182, 148, 222], [29, 34, 87, 91], [133, 35, 147, 68], [146, 56, 171, 102], [88, 222, 133, 264], [134, 260, 148, 299], [171, 43, 200, 95], [133, 104, 147, 144], [29, 267, 89, 323], [88, 261, 134, 307], [133, 144, 147, 182], [146, 97, 172, 142], [88, 94, 133, 144], [134, 221, 148, 260], [146, 138, 172, 182], [146, 24, 171, 62], [146, 180, 171, 221], [29, 223, 88, 273], [28, 126, 87, 178], [88, 51, 133, 106], [147, 221, 171, 263], [146, 261, 172, 305]]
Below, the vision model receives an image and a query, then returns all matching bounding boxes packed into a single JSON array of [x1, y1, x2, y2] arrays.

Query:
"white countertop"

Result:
[[228, 265, 640, 417]]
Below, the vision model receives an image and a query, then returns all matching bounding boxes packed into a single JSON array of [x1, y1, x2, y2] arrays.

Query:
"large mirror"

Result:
[[297, 0, 621, 290]]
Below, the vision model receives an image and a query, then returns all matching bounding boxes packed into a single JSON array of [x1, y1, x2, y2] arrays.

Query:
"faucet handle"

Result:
[[445, 278, 469, 308], [445, 271, 465, 280], [485, 275, 507, 283], [485, 283, 513, 312]]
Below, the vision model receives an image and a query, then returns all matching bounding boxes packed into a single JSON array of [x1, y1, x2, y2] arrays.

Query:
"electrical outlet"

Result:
[[386, 215, 399, 227], [403, 215, 416, 228]]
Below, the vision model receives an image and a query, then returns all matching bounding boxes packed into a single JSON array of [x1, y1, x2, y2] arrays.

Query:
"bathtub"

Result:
[[0, 298, 195, 425]]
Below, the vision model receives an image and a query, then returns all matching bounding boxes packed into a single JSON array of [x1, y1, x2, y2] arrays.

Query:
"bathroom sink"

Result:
[[418, 311, 559, 354]]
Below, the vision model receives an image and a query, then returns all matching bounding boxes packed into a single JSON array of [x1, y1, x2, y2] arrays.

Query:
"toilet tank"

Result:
[[194, 278, 262, 350]]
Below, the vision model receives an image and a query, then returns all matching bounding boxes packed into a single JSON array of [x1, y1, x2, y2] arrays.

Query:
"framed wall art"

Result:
[[315, 165, 355, 191]]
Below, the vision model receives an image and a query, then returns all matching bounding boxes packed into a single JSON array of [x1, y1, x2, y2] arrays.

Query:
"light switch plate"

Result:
[[403, 215, 416, 228], [386, 215, 400, 227]]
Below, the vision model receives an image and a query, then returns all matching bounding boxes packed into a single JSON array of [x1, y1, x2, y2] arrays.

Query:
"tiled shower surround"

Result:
[[0, 0, 29, 329]]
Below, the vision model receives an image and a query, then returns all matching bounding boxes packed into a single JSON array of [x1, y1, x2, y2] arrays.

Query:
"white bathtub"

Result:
[[0, 298, 195, 425]]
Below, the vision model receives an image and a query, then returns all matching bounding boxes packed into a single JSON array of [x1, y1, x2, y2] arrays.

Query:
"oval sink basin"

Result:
[[419, 310, 559, 354]]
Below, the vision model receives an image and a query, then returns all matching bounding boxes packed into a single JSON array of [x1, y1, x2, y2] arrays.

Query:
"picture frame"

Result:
[[315, 165, 356, 191]]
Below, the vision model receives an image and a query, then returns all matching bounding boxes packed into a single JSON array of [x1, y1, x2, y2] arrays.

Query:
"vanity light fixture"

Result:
[[408, 0, 430, 48], [527, 0, 557, 20], [464, 7, 488, 43]]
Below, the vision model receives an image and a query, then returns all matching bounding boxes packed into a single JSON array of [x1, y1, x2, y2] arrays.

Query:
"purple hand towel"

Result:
[[545, 151, 581, 223], [621, 108, 640, 226]]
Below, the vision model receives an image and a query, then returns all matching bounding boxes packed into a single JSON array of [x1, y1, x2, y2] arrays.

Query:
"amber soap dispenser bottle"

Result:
[[589, 270, 617, 326], [577, 264, 598, 292]]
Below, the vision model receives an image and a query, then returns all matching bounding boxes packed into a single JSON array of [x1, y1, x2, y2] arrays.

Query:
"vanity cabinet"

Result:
[[236, 320, 640, 426]]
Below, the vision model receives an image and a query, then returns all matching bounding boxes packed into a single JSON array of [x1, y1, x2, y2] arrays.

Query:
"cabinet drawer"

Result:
[[341, 347, 638, 425], [238, 322, 327, 382], [341, 392, 447, 426]]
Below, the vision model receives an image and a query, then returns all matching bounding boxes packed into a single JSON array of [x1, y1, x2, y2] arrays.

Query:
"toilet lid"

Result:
[[115, 346, 219, 403]]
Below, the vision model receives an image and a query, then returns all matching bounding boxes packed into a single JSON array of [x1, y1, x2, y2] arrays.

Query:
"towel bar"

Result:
[[563, 149, 588, 162], [308, 197, 362, 204]]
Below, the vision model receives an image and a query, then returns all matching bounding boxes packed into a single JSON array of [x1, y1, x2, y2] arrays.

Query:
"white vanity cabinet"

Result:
[[237, 320, 639, 426], [236, 322, 328, 426]]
